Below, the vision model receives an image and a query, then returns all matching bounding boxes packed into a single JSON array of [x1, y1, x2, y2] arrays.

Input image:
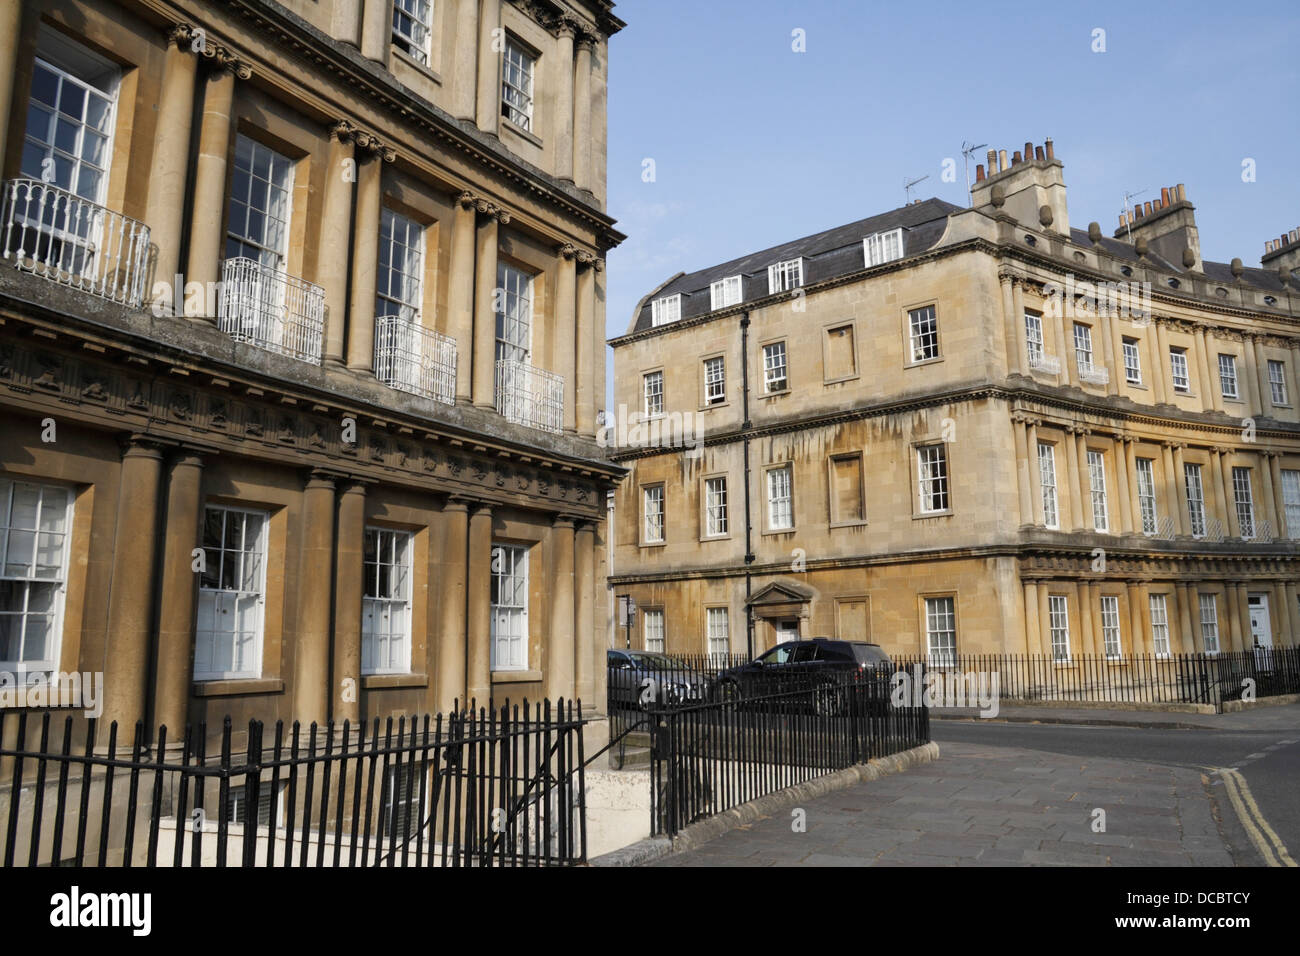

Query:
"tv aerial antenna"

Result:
[[961, 141, 988, 205], [904, 174, 930, 204], [1121, 189, 1146, 241]]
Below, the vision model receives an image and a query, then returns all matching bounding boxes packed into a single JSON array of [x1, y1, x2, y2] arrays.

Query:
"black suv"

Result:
[[713, 638, 893, 713]]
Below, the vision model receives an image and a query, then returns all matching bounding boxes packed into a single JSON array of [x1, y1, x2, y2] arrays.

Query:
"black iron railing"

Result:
[[0, 699, 586, 868]]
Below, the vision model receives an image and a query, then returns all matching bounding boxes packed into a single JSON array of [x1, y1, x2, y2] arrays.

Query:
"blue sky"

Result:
[[601, 0, 1300, 403]]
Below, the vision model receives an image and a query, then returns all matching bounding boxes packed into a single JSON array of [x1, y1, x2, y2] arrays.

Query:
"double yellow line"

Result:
[[1217, 767, 1297, 867]]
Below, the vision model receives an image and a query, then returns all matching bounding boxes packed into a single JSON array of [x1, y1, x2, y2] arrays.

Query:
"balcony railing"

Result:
[[1241, 518, 1272, 543], [1078, 362, 1110, 386], [374, 315, 456, 405], [1, 178, 150, 308], [217, 257, 324, 365], [1028, 352, 1061, 375], [496, 359, 563, 433]]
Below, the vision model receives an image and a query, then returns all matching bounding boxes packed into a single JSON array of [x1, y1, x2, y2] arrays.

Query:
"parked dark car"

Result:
[[607, 649, 709, 711], [712, 638, 893, 714]]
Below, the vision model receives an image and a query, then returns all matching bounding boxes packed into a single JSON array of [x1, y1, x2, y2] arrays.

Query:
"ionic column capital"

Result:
[[170, 25, 253, 79], [558, 242, 579, 261], [353, 129, 396, 162]]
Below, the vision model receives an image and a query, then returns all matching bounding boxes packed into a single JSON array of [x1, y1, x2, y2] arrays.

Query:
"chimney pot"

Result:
[[1044, 138, 1054, 159], [1034, 146, 1044, 161], [1160, 187, 1171, 206], [1266, 240, 1274, 253], [998, 149, 1008, 171], [986, 149, 997, 173], [1012, 150, 1022, 165], [1175, 184, 1186, 202], [1118, 214, 1125, 228], [1290, 229, 1299, 243], [1024, 142, 1034, 161], [1144, 201, 1153, 215], [975, 163, 985, 182], [1135, 205, 1145, 219]]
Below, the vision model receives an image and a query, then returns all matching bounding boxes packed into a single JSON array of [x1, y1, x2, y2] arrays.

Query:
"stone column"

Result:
[[1182, 584, 1203, 653], [1055, 310, 1075, 387], [1086, 582, 1106, 658], [1012, 415, 1032, 527], [466, 503, 493, 706], [1210, 447, 1230, 537], [1171, 443, 1188, 536], [0, 0, 23, 174], [1098, 308, 1120, 397], [1241, 335, 1262, 416], [186, 60, 246, 305], [451, 0, 480, 119], [1124, 437, 1141, 534], [1254, 336, 1273, 417], [574, 520, 596, 707], [360, 0, 391, 64], [145, 28, 199, 311], [1064, 429, 1084, 530], [1194, 328, 1215, 408], [332, 480, 367, 724], [1107, 313, 1124, 395], [294, 472, 337, 727], [1026, 420, 1042, 526], [1077, 582, 1096, 659], [436, 499, 470, 713], [1285, 582, 1300, 649], [1219, 449, 1240, 538], [1161, 442, 1183, 536], [1114, 434, 1133, 534], [1271, 581, 1288, 649], [320, 124, 358, 367], [447, 192, 478, 404], [999, 276, 1017, 376], [1022, 581, 1040, 656], [554, 245, 578, 433], [1036, 583, 1052, 657], [1011, 280, 1029, 376], [1126, 581, 1145, 657], [1270, 452, 1291, 538], [576, 258, 598, 437], [1204, 331, 1225, 413], [1233, 582, 1253, 652], [472, 207, 505, 409], [346, 147, 387, 372], [573, 35, 594, 190], [1258, 451, 1280, 539], [554, 21, 576, 182], [1224, 584, 1244, 653], [1072, 428, 1090, 531], [332, 0, 363, 46], [546, 515, 576, 700], [1152, 321, 1170, 404], [102, 439, 165, 733], [475, 0, 502, 134], [154, 451, 205, 736], [1175, 583, 1195, 654]]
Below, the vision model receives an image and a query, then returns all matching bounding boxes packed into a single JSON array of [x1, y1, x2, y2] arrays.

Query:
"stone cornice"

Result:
[[168, 22, 253, 78]]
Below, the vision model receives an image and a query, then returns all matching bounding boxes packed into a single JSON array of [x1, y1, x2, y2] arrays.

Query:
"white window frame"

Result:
[[643, 370, 664, 418], [766, 465, 793, 531], [1100, 595, 1122, 659], [1185, 463, 1207, 538], [226, 134, 294, 271], [1232, 467, 1255, 539], [501, 36, 535, 132], [1038, 442, 1059, 529], [1024, 312, 1044, 366], [1148, 593, 1171, 657], [1268, 360, 1289, 405], [762, 341, 788, 393], [924, 596, 956, 665], [703, 356, 726, 405], [704, 476, 729, 537], [1048, 594, 1070, 662], [908, 305, 939, 363], [1135, 457, 1158, 535], [362, 527, 413, 676], [651, 294, 681, 327], [1218, 354, 1239, 400], [1199, 593, 1221, 655], [0, 479, 73, 675], [1086, 449, 1108, 532], [642, 485, 665, 544], [391, 0, 434, 66], [489, 544, 528, 671], [863, 228, 904, 267], [1281, 470, 1300, 539], [706, 606, 730, 661], [1122, 338, 1142, 384], [1073, 323, 1094, 373], [195, 505, 269, 682], [376, 208, 424, 323], [495, 263, 533, 365], [1169, 347, 1190, 393], [766, 258, 803, 294], [709, 275, 742, 311], [917, 443, 950, 514], [643, 608, 665, 653]]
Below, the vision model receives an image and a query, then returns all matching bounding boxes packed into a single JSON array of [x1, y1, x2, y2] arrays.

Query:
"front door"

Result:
[[775, 619, 800, 646], [1248, 594, 1273, 671]]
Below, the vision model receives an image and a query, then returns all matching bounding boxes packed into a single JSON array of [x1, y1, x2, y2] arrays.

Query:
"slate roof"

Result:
[[630, 198, 963, 333]]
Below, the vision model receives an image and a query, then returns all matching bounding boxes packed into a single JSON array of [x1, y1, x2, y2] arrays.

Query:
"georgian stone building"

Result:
[[609, 140, 1300, 664], [0, 0, 624, 738]]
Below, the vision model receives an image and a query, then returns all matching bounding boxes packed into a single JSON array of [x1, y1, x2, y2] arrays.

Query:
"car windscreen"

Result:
[[757, 643, 797, 665]]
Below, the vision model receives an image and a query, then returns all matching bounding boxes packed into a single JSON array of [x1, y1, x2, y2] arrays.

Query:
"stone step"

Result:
[[608, 745, 651, 770]]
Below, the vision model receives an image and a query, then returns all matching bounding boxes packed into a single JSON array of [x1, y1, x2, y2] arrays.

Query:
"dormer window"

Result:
[[710, 275, 742, 310], [651, 293, 681, 326], [863, 229, 903, 267], [767, 258, 803, 294]]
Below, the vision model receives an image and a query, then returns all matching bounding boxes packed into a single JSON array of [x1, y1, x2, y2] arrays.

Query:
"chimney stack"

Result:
[[969, 136, 1070, 235], [1115, 182, 1201, 271], [1261, 225, 1300, 280]]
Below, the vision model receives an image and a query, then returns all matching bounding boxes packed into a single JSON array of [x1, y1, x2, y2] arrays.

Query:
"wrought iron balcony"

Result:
[[1, 178, 150, 307], [1078, 362, 1110, 386], [1028, 352, 1061, 375], [1241, 518, 1271, 543], [217, 257, 324, 365], [374, 315, 457, 405], [496, 359, 563, 433]]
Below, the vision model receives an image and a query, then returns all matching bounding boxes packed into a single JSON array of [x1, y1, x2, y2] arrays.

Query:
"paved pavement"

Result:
[[647, 705, 1300, 867]]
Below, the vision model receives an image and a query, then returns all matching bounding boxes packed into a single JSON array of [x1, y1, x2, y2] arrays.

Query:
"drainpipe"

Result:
[[741, 311, 755, 659]]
